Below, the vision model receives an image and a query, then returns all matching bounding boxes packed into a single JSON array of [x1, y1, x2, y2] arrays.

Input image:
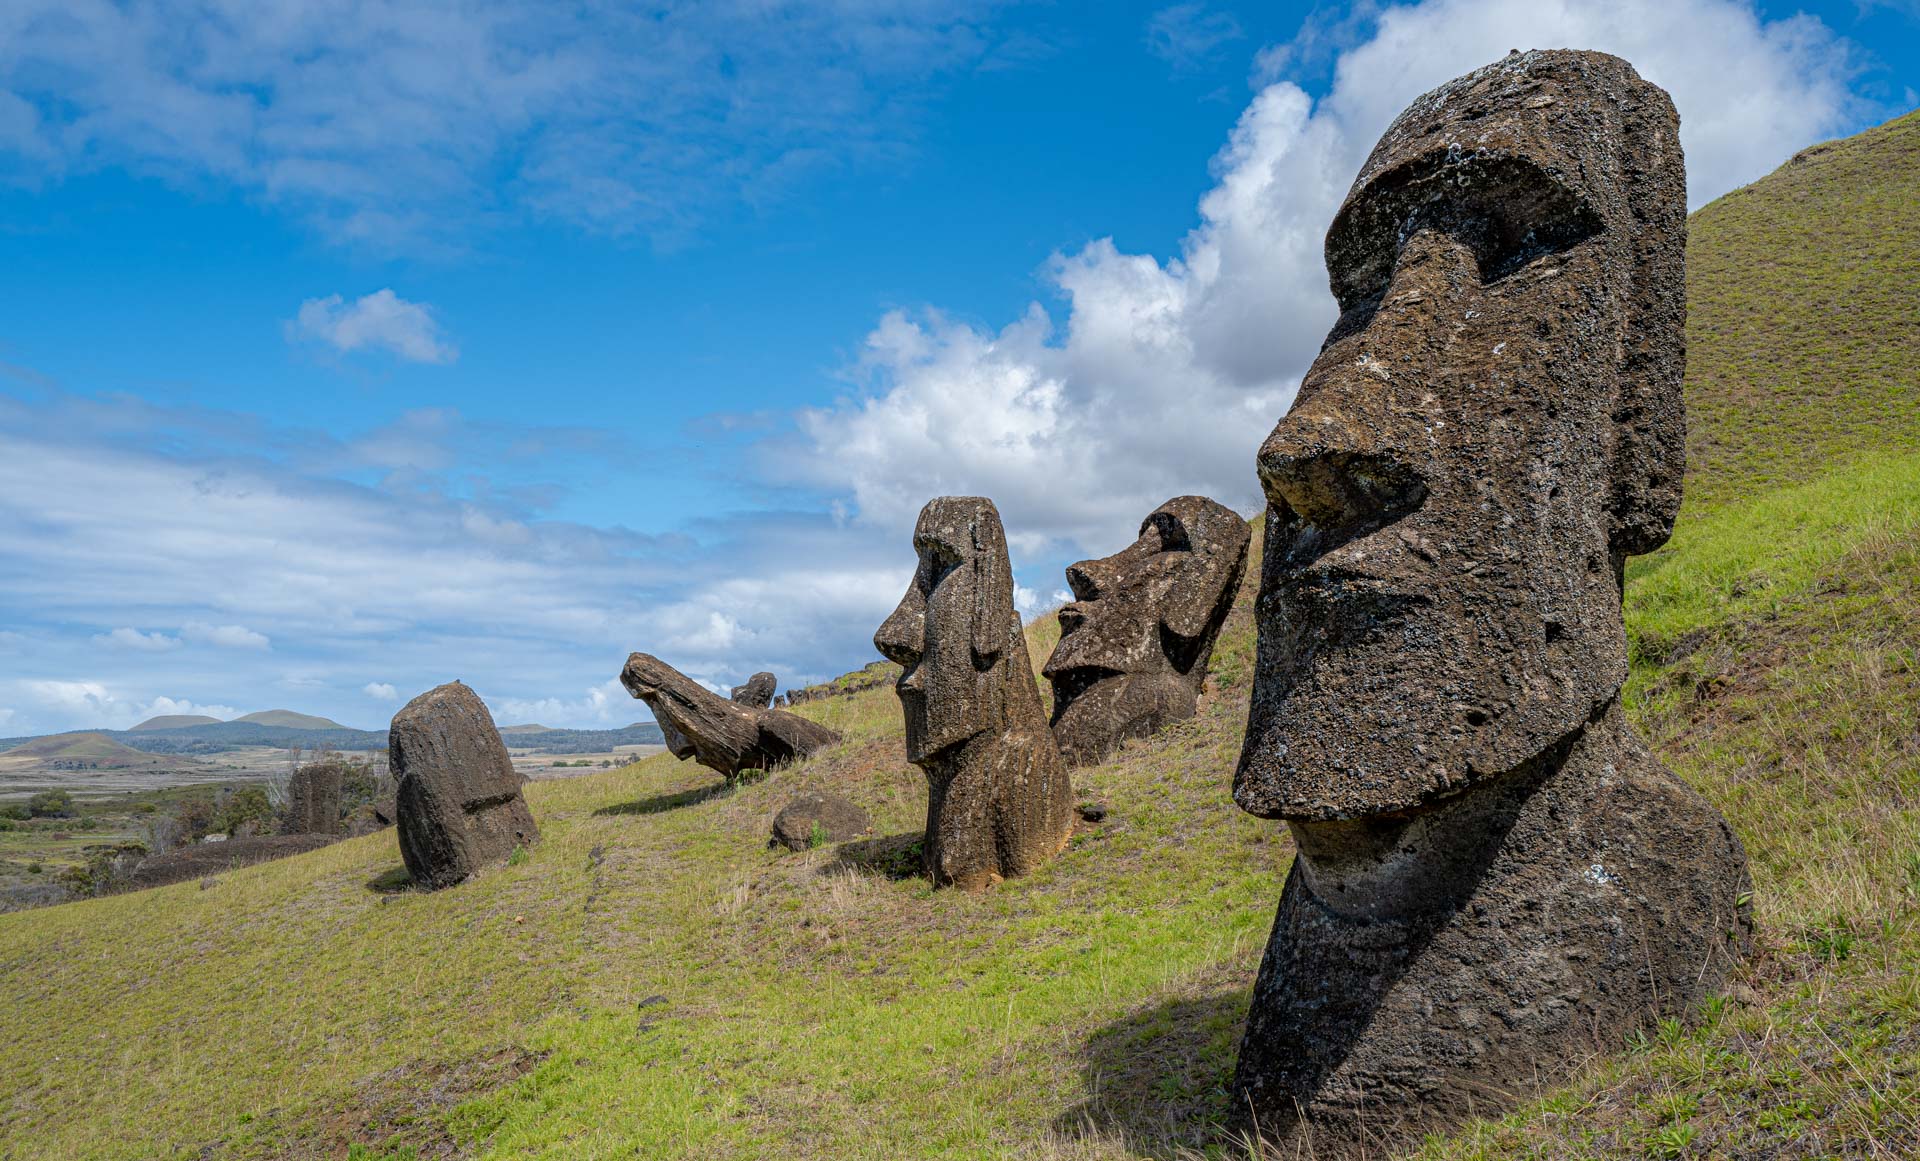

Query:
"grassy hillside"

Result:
[[2, 112, 1918, 1160], [0, 732, 198, 767]]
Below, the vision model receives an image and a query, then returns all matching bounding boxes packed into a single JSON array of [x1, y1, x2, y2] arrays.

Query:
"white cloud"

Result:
[[93, 627, 181, 652], [11, 682, 236, 731], [0, 708, 13, 728], [490, 680, 631, 729], [0, 1, 1011, 247], [182, 622, 272, 651], [794, 0, 1868, 559], [1146, 4, 1244, 71], [362, 682, 398, 701], [292, 290, 456, 364]]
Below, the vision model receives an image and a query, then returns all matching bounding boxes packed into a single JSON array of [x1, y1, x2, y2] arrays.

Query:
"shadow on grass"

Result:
[[592, 782, 730, 817], [1055, 988, 1250, 1160], [366, 865, 414, 894], [831, 831, 925, 881]]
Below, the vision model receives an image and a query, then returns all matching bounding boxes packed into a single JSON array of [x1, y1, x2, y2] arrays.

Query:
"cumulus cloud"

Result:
[[0, 1, 1011, 247], [93, 627, 181, 652], [792, 0, 1869, 561], [490, 680, 633, 729], [182, 622, 272, 650], [362, 682, 398, 702], [292, 290, 456, 364], [10, 682, 236, 731]]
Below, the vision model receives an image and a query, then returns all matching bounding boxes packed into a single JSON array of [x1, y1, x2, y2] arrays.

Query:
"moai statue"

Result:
[[390, 682, 539, 890], [620, 654, 838, 781], [874, 497, 1076, 889], [1230, 50, 1751, 1151], [1043, 495, 1250, 766], [729, 672, 777, 709], [283, 760, 345, 835]]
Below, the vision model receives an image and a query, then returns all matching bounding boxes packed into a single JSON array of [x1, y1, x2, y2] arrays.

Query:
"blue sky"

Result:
[[1, 0, 1915, 735]]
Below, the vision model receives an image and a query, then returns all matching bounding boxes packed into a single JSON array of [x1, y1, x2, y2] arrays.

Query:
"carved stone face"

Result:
[[874, 497, 1016, 765], [1044, 495, 1250, 764], [1234, 51, 1687, 821]]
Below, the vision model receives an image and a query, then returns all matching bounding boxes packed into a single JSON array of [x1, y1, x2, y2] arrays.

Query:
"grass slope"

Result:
[[1, 732, 198, 767], [3, 112, 1920, 1160]]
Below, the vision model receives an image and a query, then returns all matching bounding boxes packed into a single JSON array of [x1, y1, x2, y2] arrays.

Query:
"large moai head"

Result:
[[1044, 495, 1251, 766], [1235, 49, 1687, 821], [390, 681, 539, 890], [873, 496, 1025, 764]]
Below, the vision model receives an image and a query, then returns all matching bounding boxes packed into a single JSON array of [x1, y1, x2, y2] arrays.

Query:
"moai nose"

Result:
[[1259, 419, 1426, 534], [1064, 558, 1116, 602]]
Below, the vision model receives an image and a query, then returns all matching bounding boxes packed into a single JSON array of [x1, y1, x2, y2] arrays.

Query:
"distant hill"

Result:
[[234, 710, 349, 730], [0, 719, 663, 758], [1, 732, 200, 768], [129, 714, 224, 731], [499, 723, 554, 734]]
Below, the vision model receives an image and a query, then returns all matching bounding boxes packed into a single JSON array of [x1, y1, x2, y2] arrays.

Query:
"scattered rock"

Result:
[[1228, 50, 1751, 1152], [1076, 803, 1108, 824], [620, 654, 839, 782], [874, 496, 1076, 889], [1044, 495, 1250, 767], [389, 681, 540, 891], [729, 671, 777, 709], [770, 791, 873, 851]]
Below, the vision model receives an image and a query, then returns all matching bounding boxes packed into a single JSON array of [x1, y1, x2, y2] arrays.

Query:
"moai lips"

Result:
[[390, 681, 539, 890], [1043, 495, 1250, 767], [1229, 50, 1751, 1152], [874, 496, 1076, 890]]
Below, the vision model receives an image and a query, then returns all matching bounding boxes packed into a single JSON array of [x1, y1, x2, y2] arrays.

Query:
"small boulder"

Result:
[[770, 792, 872, 852], [390, 681, 540, 890]]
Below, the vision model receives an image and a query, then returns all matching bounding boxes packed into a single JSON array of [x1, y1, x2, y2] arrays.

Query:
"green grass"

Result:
[[3, 107, 1920, 1161]]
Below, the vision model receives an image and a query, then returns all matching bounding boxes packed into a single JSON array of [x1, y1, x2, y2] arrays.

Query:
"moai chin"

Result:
[[1043, 495, 1250, 767], [874, 496, 1076, 890], [620, 654, 838, 782], [1230, 50, 1751, 1151]]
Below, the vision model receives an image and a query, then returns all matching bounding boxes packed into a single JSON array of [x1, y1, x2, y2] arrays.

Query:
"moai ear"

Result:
[[1606, 81, 1689, 561], [969, 504, 1015, 663]]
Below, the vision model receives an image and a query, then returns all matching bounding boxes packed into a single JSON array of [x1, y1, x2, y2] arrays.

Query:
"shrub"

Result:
[[215, 786, 276, 836], [28, 790, 74, 819], [0, 804, 27, 821]]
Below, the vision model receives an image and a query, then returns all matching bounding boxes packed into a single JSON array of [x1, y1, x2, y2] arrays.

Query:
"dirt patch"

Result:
[[119, 835, 342, 891]]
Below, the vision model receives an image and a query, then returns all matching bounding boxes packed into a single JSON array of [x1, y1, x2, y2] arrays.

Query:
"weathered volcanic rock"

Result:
[[729, 672, 777, 709], [874, 496, 1076, 889], [1043, 495, 1250, 767], [769, 791, 873, 851], [283, 761, 345, 835], [620, 654, 838, 781], [389, 682, 540, 891], [1229, 50, 1750, 1152]]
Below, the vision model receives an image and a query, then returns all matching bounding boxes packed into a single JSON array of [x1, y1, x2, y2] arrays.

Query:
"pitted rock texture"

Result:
[[874, 496, 1075, 890], [770, 791, 873, 851], [620, 654, 838, 782], [390, 682, 539, 891], [729, 672, 777, 709], [283, 761, 344, 835], [1043, 495, 1249, 767], [1229, 50, 1750, 1151]]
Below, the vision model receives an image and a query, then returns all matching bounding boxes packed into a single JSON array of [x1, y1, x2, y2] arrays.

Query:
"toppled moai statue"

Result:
[[874, 497, 1076, 889], [620, 654, 838, 782], [390, 682, 540, 890], [1043, 495, 1250, 766], [283, 761, 345, 835], [1230, 50, 1751, 1151], [729, 672, 777, 709]]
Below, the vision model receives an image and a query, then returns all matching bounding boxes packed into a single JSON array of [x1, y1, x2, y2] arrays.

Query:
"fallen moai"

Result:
[[1043, 495, 1250, 767], [1229, 49, 1751, 1152], [874, 496, 1076, 889], [389, 681, 540, 890], [729, 671, 777, 709], [620, 653, 839, 781]]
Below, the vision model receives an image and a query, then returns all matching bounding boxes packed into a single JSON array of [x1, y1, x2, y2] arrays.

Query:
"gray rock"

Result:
[[1229, 50, 1750, 1152], [729, 672, 777, 709], [283, 761, 345, 835], [390, 682, 540, 891], [1044, 495, 1250, 767], [770, 791, 873, 851], [620, 654, 839, 782], [874, 496, 1076, 890]]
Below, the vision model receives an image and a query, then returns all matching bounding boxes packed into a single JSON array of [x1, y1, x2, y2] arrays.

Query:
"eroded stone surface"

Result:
[[283, 761, 344, 835], [729, 672, 777, 709], [1044, 495, 1249, 767], [874, 496, 1075, 890], [390, 682, 539, 891], [770, 791, 873, 851], [620, 654, 838, 781], [1230, 50, 1750, 1151]]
